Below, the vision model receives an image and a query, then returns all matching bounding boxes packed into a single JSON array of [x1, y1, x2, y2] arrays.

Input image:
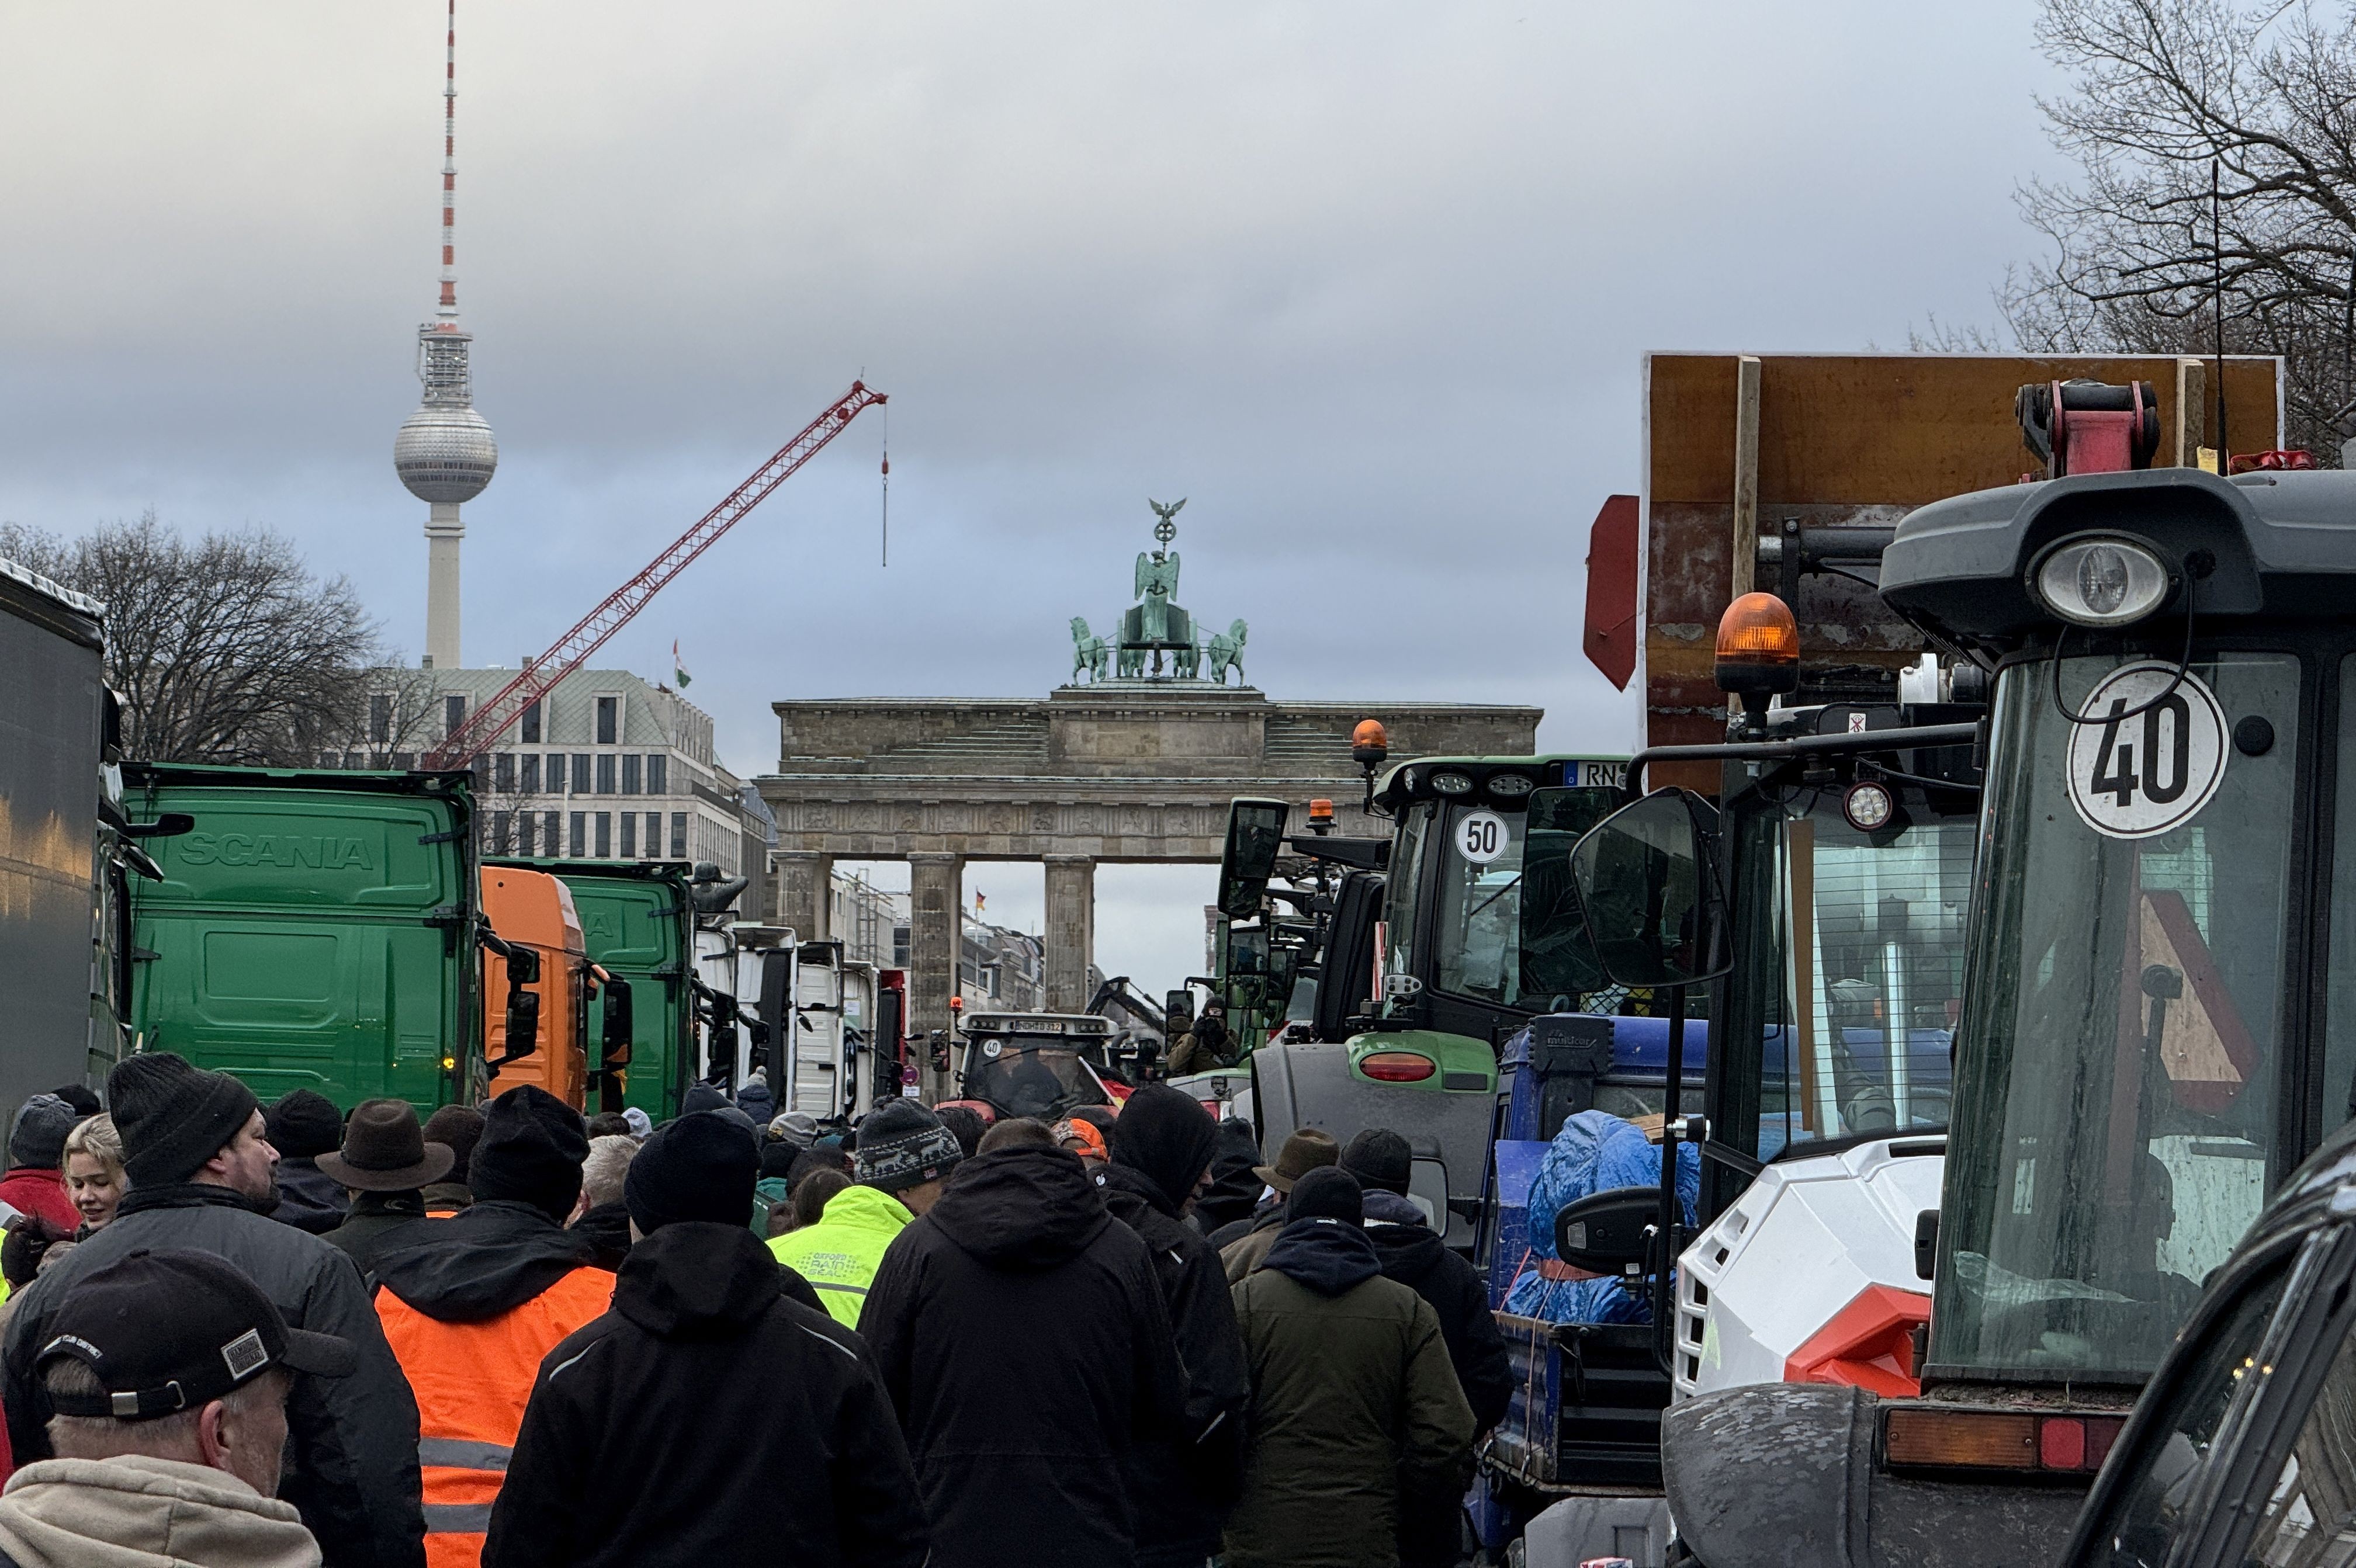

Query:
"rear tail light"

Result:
[[1883, 1407, 2128, 1475], [1360, 1051, 1436, 1083]]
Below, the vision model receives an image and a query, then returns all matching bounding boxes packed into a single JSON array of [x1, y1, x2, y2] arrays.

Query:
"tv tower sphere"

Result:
[[394, 379, 498, 503]]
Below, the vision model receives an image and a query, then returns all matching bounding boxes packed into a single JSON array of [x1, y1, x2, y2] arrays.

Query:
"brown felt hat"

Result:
[[1252, 1126, 1340, 1194], [317, 1098, 453, 1193]]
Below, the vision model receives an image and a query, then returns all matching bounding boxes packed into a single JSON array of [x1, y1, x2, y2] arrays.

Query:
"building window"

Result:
[[595, 755, 616, 795], [592, 813, 611, 856], [670, 812, 687, 858], [491, 811, 512, 855], [543, 811, 562, 858], [893, 925, 910, 967], [647, 755, 668, 795], [521, 700, 542, 743], [494, 753, 515, 793], [344, 751, 363, 770], [370, 694, 391, 744], [392, 752, 415, 771], [520, 754, 541, 794], [596, 696, 618, 745], [621, 754, 641, 795], [517, 813, 536, 856], [646, 814, 662, 858], [619, 813, 636, 858], [445, 695, 467, 738]]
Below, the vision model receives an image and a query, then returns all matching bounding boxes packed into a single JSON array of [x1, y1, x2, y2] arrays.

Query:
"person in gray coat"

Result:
[[0, 1054, 426, 1568]]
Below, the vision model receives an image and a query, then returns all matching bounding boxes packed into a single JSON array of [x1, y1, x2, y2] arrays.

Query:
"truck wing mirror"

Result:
[[1554, 1184, 1658, 1276], [1217, 799, 1289, 920], [601, 975, 635, 1067], [1569, 788, 1732, 991], [1164, 990, 1194, 1039], [498, 987, 541, 1069], [1517, 786, 1620, 1002]]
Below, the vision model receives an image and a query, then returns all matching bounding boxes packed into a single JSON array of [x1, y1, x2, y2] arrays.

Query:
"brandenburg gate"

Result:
[[756, 503, 1539, 1035]]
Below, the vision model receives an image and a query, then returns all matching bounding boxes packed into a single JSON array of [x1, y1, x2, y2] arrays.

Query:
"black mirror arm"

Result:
[[1623, 721, 1981, 801]]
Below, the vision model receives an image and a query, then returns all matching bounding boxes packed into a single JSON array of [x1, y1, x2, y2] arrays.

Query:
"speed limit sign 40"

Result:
[[2066, 662, 2228, 840], [1454, 808, 1510, 865]]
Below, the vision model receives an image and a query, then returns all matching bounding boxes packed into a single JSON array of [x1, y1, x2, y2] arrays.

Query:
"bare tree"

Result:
[[0, 512, 387, 765], [2000, 0, 2356, 457]]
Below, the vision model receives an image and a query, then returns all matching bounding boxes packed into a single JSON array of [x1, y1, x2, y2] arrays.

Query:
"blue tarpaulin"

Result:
[[1502, 1108, 1698, 1324]]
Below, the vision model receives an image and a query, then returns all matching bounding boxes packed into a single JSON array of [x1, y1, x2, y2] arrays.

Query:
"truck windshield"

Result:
[[1738, 786, 1974, 1157], [1932, 653, 2299, 1383]]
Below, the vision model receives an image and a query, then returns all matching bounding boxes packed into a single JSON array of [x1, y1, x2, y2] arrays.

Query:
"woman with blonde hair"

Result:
[[61, 1113, 125, 1235]]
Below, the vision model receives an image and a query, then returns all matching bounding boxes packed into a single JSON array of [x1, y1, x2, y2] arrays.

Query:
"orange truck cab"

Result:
[[480, 866, 593, 1110]]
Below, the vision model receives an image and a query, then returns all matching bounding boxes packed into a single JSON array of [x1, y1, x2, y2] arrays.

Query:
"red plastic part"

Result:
[[1782, 1282, 1932, 1398], [1582, 494, 1640, 692], [2038, 1417, 2086, 1471], [1359, 1051, 1437, 1083]]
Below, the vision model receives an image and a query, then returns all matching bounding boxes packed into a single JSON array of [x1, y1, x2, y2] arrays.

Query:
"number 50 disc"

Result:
[[2065, 662, 2228, 840]]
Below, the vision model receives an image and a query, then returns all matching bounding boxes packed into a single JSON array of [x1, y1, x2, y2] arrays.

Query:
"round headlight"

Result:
[[2032, 536, 2171, 627], [1842, 779, 1896, 834], [1430, 771, 1474, 796]]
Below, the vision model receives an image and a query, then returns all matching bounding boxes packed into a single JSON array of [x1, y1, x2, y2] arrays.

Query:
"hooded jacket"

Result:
[[767, 1183, 913, 1329], [1361, 1189, 1512, 1437], [1191, 1119, 1266, 1235], [0, 1456, 322, 1568], [1226, 1216, 1477, 1568], [321, 1193, 431, 1280], [567, 1201, 630, 1271], [858, 1146, 1189, 1568], [270, 1159, 352, 1236], [1, 1184, 425, 1568], [370, 1204, 612, 1568], [483, 1223, 925, 1568], [1100, 1086, 1252, 1568]]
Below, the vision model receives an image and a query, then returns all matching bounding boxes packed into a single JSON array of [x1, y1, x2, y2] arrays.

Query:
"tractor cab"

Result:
[[952, 1012, 1122, 1123]]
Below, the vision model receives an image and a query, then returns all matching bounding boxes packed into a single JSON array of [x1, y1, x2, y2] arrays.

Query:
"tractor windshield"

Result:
[[961, 1041, 1111, 1121], [1931, 653, 2300, 1383]]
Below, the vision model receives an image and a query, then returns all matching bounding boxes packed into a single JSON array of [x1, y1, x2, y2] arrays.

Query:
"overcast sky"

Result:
[[0, 0, 2064, 990]]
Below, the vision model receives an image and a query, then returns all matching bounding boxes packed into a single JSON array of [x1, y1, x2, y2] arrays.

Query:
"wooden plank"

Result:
[[2174, 358, 2206, 468], [1731, 356, 1762, 599]]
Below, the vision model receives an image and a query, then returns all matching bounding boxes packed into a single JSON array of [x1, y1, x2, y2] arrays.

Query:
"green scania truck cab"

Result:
[[124, 764, 484, 1112]]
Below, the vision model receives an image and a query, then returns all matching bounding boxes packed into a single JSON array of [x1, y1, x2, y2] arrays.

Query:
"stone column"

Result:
[[773, 851, 833, 943], [909, 854, 964, 1100], [1043, 855, 1097, 1012], [424, 501, 464, 671]]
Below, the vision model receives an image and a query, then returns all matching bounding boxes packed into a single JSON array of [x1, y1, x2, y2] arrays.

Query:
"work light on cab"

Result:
[[2030, 534, 2171, 628], [1714, 592, 1800, 733]]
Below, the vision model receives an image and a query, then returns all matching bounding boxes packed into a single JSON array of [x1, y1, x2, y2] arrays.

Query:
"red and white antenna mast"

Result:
[[438, 0, 460, 320]]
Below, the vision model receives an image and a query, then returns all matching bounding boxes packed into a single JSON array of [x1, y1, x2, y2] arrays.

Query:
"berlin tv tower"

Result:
[[393, 0, 496, 671]]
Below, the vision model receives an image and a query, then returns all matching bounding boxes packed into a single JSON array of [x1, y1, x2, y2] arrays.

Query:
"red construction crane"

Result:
[[424, 380, 887, 771]]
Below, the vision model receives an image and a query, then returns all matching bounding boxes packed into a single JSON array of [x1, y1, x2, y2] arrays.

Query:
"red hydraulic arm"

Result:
[[424, 380, 886, 771]]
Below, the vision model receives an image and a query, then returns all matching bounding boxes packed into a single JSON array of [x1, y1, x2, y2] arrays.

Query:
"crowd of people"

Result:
[[0, 1057, 1512, 1568]]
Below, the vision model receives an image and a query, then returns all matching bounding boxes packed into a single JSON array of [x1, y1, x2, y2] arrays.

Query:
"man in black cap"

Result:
[[268, 1090, 351, 1236], [1, 1053, 427, 1568], [369, 1087, 611, 1568], [1342, 1126, 1511, 1443], [318, 1100, 452, 1277], [1099, 1086, 1252, 1568], [484, 1113, 924, 1568], [0, 1248, 351, 1567]]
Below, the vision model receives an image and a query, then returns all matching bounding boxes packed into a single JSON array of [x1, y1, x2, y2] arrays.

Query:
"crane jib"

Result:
[[423, 381, 888, 770]]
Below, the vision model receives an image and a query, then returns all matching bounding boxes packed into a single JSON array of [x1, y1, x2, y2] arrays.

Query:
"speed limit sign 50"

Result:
[[1454, 809, 1509, 865]]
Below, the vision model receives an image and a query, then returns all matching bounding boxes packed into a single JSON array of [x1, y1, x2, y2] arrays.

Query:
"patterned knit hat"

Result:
[[853, 1101, 962, 1194]]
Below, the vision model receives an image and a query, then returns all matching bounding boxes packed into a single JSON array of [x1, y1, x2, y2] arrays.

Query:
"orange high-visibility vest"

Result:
[[376, 1267, 616, 1568]]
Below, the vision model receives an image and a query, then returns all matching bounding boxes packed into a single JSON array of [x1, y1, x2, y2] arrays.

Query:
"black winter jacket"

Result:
[[483, 1222, 924, 1568], [372, 1200, 597, 1320], [1363, 1190, 1512, 1435], [567, 1198, 633, 1271], [1, 1182, 425, 1568], [323, 1191, 431, 1278], [1098, 1164, 1252, 1567], [271, 1156, 351, 1234], [860, 1146, 1190, 1568]]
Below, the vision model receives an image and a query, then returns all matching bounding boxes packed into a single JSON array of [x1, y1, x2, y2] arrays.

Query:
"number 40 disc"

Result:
[[2065, 662, 2228, 840]]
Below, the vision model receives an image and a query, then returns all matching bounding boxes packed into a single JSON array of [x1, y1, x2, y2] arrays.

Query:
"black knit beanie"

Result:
[[1340, 1127, 1414, 1196], [108, 1054, 261, 1188], [8, 1096, 77, 1172], [853, 1101, 962, 1194], [265, 1090, 345, 1161], [625, 1111, 758, 1233], [1287, 1165, 1364, 1225], [469, 1086, 588, 1223], [48, 1085, 101, 1119], [421, 1104, 486, 1184]]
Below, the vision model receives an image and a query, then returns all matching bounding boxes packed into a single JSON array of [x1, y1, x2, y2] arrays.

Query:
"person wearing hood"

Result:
[[266, 1091, 351, 1236], [1217, 1127, 1339, 1283], [1190, 1116, 1264, 1236], [1225, 1167, 1475, 1568], [483, 1113, 926, 1568], [733, 1067, 775, 1126], [1343, 1128, 1511, 1444], [420, 1106, 484, 1217], [370, 1087, 611, 1568], [0, 1248, 351, 1568], [0, 1097, 83, 1237], [769, 1100, 961, 1330], [319, 1102, 445, 1278], [1099, 1087, 1252, 1568], [567, 1136, 636, 1270], [858, 1121, 1187, 1568], [2, 1053, 427, 1568]]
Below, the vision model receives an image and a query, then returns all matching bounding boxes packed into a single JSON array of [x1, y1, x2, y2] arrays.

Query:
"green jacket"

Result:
[[767, 1184, 914, 1329], [1226, 1254, 1475, 1568]]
